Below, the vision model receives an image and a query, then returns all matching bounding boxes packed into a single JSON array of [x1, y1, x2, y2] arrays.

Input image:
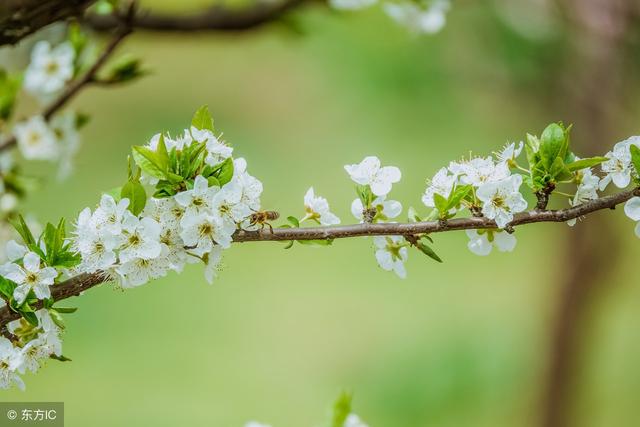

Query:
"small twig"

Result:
[[0, 187, 637, 328], [0, 21, 133, 152]]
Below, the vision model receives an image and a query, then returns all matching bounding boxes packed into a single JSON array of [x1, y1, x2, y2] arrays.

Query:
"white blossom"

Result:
[[383, 0, 450, 34], [329, 0, 377, 10], [623, 197, 640, 238], [92, 195, 130, 235], [118, 212, 163, 263], [180, 213, 234, 255], [4, 252, 58, 304], [599, 136, 640, 190], [373, 236, 408, 278], [465, 229, 516, 256], [351, 196, 402, 223], [23, 41, 75, 100], [190, 127, 233, 166], [422, 167, 456, 208], [116, 246, 170, 288], [13, 116, 59, 160], [203, 246, 223, 284], [0, 337, 24, 390], [175, 175, 219, 217], [50, 111, 81, 179], [344, 414, 370, 427], [476, 174, 527, 228], [345, 156, 401, 196], [495, 141, 523, 167], [303, 187, 340, 225], [450, 156, 509, 187]]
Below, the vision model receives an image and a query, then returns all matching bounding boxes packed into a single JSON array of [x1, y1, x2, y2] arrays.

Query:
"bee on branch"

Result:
[[248, 210, 280, 233]]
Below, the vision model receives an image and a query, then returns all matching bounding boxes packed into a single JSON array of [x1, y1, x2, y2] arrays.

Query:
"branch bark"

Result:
[[83, 0, 312, 33], [0, 0, 96, 46], [1, 187, 637, 328]]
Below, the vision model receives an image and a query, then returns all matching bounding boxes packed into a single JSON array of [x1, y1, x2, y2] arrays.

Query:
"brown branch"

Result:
[[0, 0, 96, 46], [83, 0, 312, 33], [0, 187, 637, 328], [0, 24, 132, 152]]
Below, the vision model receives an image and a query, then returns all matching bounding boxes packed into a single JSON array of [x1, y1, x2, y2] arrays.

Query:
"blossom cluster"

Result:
[[75, 127, 262, 287], [330, 0, 450, 35], [0, 307, 63, 390]]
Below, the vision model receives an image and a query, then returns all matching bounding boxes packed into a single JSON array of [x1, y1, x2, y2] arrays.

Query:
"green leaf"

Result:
[[211, 157, 234, 186], [283, 240, 294, 249], [0, 276, 16, 300], [156, 134, 170, 171], [630, 145, 640, 176], [549, 157, 572, 181], [52, 307, 78, 314], [12, 215, 36, 247], [191, 105, 214, 132], [49, 310, 65, 329], [416, 241, 443, 263], [539, 123, 569, 170], [566, 156, 608, 172], [356, 184, 373, 207], [21, 310, 38, 327], [50, 354, 72, 362], [433, 193, 448, 217], [121, 180, 147, 216], [132, 146, 166, 179], [331, 392, 352, 427], [446, 185, 472, 210], [0, 69, 21, 121], [287, 216, 300, 227]]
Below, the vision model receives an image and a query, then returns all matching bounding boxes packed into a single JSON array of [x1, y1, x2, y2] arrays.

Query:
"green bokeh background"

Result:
[[3, 2, 640, 426]]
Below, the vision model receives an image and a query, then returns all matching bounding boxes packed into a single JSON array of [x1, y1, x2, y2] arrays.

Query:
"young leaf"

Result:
[[416, 242, 443, 263], [212, 158, 234, 186], [12, 215, 36, 247], [132, 146, 166, 179], [539, 123, 568, 170], [433, 193, 448, 217], [446, 185, 472, 210], [330, 392, 352, 427], [287, 216, 300, 227], [121, 180, 147, 216], [630, 145, 640, 176], [0, 276, 16, 301], [191, 105, 214, 132], [566, 156, 608, 172]]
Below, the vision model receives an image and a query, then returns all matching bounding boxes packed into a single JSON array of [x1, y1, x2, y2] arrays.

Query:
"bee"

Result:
[[248, 210, 280, 233]]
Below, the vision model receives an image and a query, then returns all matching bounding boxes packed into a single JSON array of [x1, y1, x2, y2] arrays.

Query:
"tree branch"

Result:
[[83, 0, 312, 33], [0, 0, 96, 46], [0, 25, 131, 152], [1, 187, 637, 328]]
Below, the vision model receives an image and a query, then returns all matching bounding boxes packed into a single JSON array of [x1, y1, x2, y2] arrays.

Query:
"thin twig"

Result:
[[0, 187, 637, 328]]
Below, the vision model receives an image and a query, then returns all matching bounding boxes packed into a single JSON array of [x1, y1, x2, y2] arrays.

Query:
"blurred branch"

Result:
[[84, 0, 314, 33], [1, 186, 638, 328], [0, 23, 132, 152], [0, 0, 97, 46]]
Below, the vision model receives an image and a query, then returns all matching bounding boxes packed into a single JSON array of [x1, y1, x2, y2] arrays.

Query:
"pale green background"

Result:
[[3, 2, 640, 427]]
